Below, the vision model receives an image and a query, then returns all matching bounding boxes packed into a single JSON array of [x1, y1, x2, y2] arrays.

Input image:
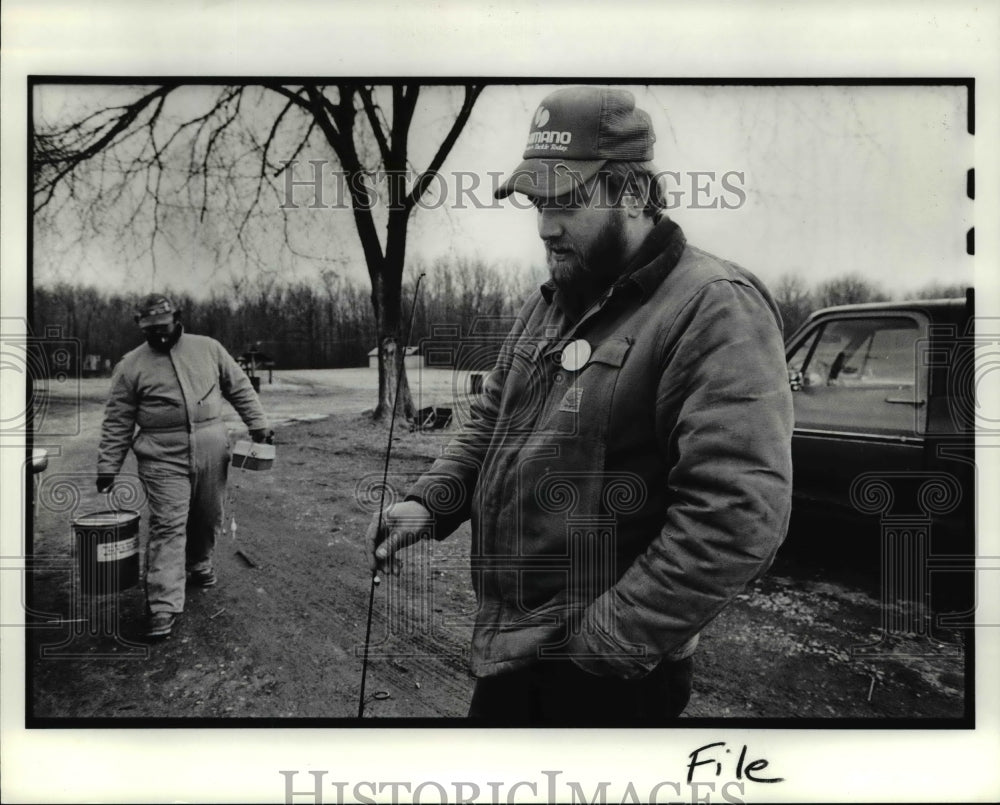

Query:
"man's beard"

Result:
[[546, 209, 629, 306], [144, 324, 182, 353]]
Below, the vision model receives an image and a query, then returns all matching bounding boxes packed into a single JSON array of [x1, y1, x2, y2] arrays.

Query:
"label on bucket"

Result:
[[231, 440, 275, 471], [96, 536, 139, 562]]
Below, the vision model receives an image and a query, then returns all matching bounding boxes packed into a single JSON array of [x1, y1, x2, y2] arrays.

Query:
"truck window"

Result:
[[822, 319, 919, 388], [789, 316, 926, 437]]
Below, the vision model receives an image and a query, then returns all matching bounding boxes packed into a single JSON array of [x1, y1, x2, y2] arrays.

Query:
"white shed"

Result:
[[367, 345, 423, 370]]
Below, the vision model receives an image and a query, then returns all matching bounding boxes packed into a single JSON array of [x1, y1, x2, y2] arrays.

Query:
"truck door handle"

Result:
[[885, 396, 926, 406]]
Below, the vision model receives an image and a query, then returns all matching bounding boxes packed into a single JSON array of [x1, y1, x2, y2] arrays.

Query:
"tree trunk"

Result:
[[375, 330, 414, 423], [372, 265, 414, 423], [371, 203, 416, 422]]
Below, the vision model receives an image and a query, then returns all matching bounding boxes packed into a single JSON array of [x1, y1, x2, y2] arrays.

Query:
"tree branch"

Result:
[[304, 85, 386, 282], [406, 84, 484, 209], [358, 86, 392, 165], [33, 84, 179, 213]]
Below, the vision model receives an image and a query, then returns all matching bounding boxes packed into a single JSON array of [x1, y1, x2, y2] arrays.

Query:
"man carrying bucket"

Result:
[[97, 294, 269, 638], [367, 86, 794, 724]]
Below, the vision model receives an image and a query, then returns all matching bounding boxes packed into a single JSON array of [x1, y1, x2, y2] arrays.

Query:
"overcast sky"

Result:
[[33, 82, 973, 298], [428, 83, 973, 294]]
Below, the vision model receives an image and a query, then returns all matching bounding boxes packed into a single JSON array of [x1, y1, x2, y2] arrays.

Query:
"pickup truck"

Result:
[[783, 292, 975, 607]]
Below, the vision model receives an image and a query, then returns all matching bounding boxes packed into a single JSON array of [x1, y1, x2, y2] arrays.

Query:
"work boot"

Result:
[[188, 568, 217, 587], [145, 611, 177, 638]]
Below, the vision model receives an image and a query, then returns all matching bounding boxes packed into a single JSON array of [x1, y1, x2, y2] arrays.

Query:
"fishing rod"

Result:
[[358, 273, 425, 719]]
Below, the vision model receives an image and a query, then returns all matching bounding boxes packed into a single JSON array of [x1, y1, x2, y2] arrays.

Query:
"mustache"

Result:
[[544, 240, 574, 253]]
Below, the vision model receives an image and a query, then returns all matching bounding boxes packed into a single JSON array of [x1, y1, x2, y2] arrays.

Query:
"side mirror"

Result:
[[788, 369, 803, 392], [31, 448, 49, 473]]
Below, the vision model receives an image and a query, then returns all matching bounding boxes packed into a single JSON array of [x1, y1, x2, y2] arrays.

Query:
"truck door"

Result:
[[786, 313, 929, 519]]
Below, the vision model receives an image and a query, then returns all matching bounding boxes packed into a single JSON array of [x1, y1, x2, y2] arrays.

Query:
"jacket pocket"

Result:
[[192, 382, 220, 422], [590, 336, 632, 369], [549, 336, 633, 439]]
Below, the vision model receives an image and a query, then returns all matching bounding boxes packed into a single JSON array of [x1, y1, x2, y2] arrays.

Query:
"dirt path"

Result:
[[26, 371, 966, 721]]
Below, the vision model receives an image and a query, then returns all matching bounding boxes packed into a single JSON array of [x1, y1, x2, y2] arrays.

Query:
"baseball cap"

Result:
[[134, 294, 177, 327], [494, 86, 655, 200]]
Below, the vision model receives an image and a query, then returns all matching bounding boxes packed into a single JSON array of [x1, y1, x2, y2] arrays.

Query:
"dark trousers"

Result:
[[468, 656, 693, 726]]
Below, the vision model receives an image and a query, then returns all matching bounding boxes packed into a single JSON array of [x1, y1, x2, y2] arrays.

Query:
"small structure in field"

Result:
[[367, 345, 423, 370]]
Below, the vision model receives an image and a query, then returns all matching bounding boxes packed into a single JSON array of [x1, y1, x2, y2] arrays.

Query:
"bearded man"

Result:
[[367, 86, 793, 724]]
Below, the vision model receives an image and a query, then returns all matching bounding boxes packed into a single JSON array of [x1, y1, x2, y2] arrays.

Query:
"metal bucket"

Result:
[[73, 510, 140, 596]]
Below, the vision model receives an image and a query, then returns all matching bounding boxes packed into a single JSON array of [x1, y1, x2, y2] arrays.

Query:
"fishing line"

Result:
[[359, 273, 425, 719]]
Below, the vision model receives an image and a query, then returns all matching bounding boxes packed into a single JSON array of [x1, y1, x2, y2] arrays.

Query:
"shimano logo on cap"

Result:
[[526, 130, 573, 150], [534, 107, 550, 127]]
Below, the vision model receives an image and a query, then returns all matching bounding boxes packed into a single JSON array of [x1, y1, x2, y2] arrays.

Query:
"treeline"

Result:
[[772, 273, 970, 335], [31, 261, 969, 376], [32, 257, 542, 373]]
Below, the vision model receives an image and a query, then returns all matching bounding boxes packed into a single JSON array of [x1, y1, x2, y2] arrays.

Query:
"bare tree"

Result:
[[33, 81, 484, 420], [772, 272, 814, 335], [910, 281, 971, 300], [814, 273, 888, 309]]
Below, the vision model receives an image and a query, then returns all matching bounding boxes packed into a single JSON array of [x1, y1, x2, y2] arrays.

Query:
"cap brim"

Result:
[[137, 312, 175, 328], [494, 158, 607, 200]]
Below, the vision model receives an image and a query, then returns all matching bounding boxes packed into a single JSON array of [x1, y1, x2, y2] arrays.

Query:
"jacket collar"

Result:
[[539, 217, 686, 307], [618, 217, 687, 301]]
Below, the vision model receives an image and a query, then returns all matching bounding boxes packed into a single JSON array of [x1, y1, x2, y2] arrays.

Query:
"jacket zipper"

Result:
[[168, 354, 193, 435]]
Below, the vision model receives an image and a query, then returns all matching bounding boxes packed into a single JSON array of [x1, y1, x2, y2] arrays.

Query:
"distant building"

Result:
[[367, 345, 423, 370], [82, 354, 104, 377]]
